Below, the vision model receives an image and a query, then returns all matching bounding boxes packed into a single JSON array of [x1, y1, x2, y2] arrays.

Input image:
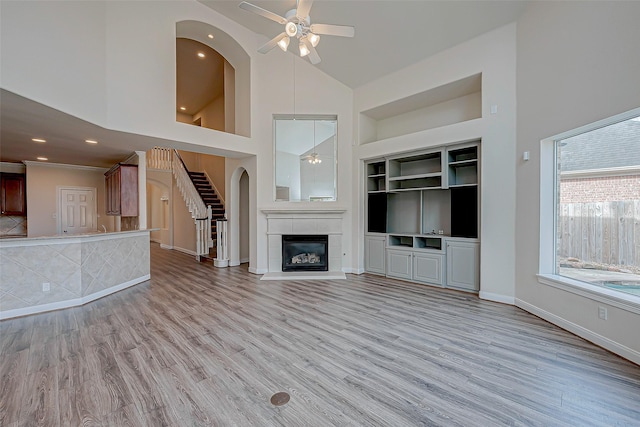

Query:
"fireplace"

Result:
[[282, 235, 329, 272]]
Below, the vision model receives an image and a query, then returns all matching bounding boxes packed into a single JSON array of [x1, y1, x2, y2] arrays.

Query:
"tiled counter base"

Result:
[[0, 230, 150, 319]]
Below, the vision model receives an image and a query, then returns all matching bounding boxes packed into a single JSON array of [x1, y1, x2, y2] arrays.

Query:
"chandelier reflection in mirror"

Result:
[[274, 115, 337, 202]]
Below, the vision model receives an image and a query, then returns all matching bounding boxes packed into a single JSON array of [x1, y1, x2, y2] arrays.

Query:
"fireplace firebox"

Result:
[[282, 235, 329, 272]]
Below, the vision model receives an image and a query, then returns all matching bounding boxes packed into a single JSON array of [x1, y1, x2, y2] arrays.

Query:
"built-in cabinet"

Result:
[[364, 141, 480, 292], [0, 173, 26, 216], [446, 238, 480, 292], [105, 164, 138, 216], [364, 234, 386, 275]]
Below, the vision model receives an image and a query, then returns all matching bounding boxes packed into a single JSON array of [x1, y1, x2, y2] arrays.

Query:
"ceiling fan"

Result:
[[238, 0, 355, 64]]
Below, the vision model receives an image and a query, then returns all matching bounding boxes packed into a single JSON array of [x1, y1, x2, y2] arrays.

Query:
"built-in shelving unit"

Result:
[[363, 141, 480, 292], [360, 73, 483, 292]]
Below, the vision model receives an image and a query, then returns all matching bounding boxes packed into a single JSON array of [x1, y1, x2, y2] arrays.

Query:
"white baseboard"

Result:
[[516, 298, 640, 366], [160, 244, 173, 250], [249, 267, 268, 274], [240, 258, 249, 264], [0, 275, 150, 320], [343, 267, 365, 275], [229, 260, 240, 267], [479, 291, 515, 305]]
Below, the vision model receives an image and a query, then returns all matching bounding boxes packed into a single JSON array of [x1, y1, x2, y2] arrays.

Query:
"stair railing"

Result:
[[172, 149, 213, 259], [147, 146, 172, 170]]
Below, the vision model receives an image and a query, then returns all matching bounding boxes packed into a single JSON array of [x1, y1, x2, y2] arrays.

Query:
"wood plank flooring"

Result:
[[1, 243, 639, 426]]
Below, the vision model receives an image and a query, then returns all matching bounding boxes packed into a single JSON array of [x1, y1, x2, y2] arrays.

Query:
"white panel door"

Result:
[[61, 188, 96, 235]]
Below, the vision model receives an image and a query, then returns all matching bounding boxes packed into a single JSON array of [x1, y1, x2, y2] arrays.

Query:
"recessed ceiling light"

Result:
[[207, 34, 214, 39], [37, 156, 48, 161], [180, 106, 186, 111], [197, 52, 205, 58], [32, 138, 46, 143], [85, 139, 98, 144]]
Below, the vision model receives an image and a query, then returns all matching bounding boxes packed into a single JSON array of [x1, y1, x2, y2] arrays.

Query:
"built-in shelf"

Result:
[[367, 160, 386, 193], [415, 236, 443, 251], [359, 74, 482, 144], [365, 141, 479, 237], [447, 144, 478, 187], [388, 234, 414, 248]]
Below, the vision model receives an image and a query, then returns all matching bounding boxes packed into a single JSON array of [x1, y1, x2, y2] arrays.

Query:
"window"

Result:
[[540, 108, 640, 303], [274, 116, 337, 202]]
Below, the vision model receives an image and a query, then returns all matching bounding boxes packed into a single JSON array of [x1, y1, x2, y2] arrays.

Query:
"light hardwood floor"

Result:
[[1, 243, 639, 426]]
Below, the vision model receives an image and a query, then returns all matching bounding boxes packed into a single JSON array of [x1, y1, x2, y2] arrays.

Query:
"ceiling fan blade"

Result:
[[239, 1, 287, 25], [258, 32, 287, 54], [310, 23, 355, 38], [302, 38, 321, 65], [296, 0, 313, 19]]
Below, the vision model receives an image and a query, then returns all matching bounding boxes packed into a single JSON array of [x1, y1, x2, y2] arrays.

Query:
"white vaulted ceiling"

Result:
[[199, 0, 528, 88]]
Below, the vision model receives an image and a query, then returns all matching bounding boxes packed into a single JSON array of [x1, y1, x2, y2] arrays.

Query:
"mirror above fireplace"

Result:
[[274, 115, 337, 202]]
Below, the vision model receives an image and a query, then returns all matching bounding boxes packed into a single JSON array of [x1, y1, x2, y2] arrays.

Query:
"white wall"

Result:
[[353, 24, 517, 299], [0, 1, 107, 125], [516, 1, 640, 362]]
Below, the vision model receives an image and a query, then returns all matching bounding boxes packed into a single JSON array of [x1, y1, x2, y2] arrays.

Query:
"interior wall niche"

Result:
[[359, 73, 482, 144], [175, 21, 250, 137], [176, 38, 229, 131]]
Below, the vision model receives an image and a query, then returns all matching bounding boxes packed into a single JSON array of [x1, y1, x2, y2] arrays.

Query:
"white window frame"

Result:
[[538, 107, 640, 315]]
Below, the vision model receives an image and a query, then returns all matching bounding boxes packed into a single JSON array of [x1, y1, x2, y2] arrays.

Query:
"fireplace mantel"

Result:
[[261, 208, 347, 280]]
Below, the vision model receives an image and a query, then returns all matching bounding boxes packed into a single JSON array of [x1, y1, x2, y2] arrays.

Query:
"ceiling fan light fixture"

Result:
[[285, 21, 298, 37], [308, 32, 320, 47], [277, 35, 290, 52], [299, 40, 310, 57]]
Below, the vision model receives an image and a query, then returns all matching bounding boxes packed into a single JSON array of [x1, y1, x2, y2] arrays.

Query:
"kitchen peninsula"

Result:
[[0, 229, 150, 319]]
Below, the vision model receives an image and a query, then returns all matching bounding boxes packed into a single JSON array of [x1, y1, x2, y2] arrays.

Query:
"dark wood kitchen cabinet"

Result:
[[105, 164, 138, 216], [1, 173, 26, 216]]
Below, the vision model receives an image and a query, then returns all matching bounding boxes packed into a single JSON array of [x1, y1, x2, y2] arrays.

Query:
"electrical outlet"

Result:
[[42, 282, 51, 292], [598, 306, 608, 320]]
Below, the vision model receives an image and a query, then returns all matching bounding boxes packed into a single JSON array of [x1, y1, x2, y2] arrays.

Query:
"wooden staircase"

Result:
[[188, 172, 225, 253]]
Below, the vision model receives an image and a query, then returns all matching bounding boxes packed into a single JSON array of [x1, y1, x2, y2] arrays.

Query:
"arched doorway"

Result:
[[239, 170, 249, 263]]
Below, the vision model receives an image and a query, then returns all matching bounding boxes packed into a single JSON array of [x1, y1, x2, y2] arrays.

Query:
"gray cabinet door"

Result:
[[386, 250, 412, 280], [413, 252, 445, 286], [446, 240, 479, 291], [364, 236, 386, 275]]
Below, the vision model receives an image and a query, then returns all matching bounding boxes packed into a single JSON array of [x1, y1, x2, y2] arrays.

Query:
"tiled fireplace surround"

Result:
[[262, 209, 346, 278]]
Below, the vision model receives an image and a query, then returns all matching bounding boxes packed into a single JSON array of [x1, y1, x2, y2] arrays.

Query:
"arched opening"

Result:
[[229, 165, 254, 268], [146, 179, 171, 248], [239, 170, 249, 264], [176, 20, 251, 137], [176, 38, 229, 131]]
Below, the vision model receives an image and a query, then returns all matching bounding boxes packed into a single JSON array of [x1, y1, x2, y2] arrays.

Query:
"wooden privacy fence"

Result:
[[558, 200, 640, 267]]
